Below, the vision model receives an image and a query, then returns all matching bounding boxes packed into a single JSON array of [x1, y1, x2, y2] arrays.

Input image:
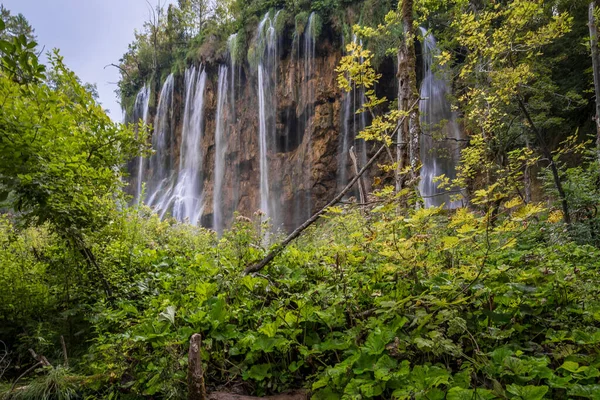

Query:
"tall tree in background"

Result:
[[0, 5, 35, 42], [449, 0, 576, 224], [397, 0, 421, 192], [178, 0, 214, 36], [590, 1, 600, 163]]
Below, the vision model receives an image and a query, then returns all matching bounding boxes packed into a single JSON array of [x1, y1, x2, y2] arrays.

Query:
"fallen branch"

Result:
[[244, 100, 420, 275], [10, 349, 52, 394], [28, 349, 51, 367], [10, 362, 42, 394]]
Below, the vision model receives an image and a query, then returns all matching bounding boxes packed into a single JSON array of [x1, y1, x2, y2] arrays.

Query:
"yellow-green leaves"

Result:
[[336, 42, 381, 92], [452, 0, 573, 135]]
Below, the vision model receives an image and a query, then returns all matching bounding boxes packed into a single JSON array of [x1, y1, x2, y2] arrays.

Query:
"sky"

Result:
[[1, 0, 173, 121]]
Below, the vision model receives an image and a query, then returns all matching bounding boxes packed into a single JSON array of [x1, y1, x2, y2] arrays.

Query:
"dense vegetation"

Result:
[[2, 0, 600, 399]]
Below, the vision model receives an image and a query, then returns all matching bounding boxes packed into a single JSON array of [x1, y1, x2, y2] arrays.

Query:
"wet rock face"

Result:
[[135, 34, 383, 233]]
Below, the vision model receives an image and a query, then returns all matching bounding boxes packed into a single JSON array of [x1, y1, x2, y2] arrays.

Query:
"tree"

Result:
[[589, 1, 600, 163], [337, 1, 423, 197], [0, 21, 143, 297], [178, 0, 214, 36], [397, 0, 421, 191], [0, 5, 35, 43], [448, 0, 577, 224]]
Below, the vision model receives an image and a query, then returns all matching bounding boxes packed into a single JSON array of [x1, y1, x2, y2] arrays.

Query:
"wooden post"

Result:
[[589, 2, 600, 163], [188, 334, 207, 400], [60, 335, 69, 368]]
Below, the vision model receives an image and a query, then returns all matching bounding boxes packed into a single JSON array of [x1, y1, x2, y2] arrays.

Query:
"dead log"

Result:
[[208, 391, 308, 400], [28, 348, 51, 367], [188, 334, 207, 400]]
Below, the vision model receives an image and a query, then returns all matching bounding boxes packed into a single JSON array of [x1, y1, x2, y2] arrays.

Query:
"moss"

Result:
[[230, 29, 248, 66], [311, 12, 323, 39], [247, 41, 259, 71], [171, 58, 186, 77], [275, 9, 290, 35], [295, 11, 309, 36]]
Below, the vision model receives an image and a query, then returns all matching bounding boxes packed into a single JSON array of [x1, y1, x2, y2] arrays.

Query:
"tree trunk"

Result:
[[589, 2, 600, 164], [397, 0, 421, 191], [517, 98, 571, 226], [524, 135, 532, 203]]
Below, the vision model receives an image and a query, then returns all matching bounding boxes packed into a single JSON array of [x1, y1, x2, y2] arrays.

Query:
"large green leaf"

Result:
[[506, 384, 548, 400]]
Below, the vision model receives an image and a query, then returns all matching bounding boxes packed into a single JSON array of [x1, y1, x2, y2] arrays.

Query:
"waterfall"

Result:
[[418, 28, 464, 208], [228, 34, 238, 118], [228, 33, 241, 231], [256, 11, 280, 227], [292, 12, 317, 227], [147, 74, 175, 209], [170, 66, 208, 225], [337, 35, 368, 195], [132, 85, 150, 203], [213, 65, 229, 235]]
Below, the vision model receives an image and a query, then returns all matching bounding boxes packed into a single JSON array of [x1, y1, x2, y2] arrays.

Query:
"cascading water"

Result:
[[292, 12, 317, 227], [418, 28, 464, 208], [228, 34, 238, 119], [213, 64, 229, 235], [131, 85, 150, 203], [146, 74, 175, 209], [169, 66, 208, 225], [256, 11, 280, 227], [227, 34, 241, 228]]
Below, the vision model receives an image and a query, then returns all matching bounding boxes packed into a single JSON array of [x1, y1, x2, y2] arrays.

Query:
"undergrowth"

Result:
[[2, 191, 600, 399]]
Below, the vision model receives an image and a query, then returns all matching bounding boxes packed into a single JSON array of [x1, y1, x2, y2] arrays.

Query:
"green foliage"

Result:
[[0, 23, 45, 84], [2, 2, 600, 400], [3, 192, 600, 398], [5, 367, 79, 400], [294, 11, 310, 36], [0, 50, 142, 235], [0, 5, 35, 43]]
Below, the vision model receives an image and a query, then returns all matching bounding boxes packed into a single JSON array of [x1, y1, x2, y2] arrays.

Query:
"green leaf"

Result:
[[559, 360, 579, 373], [258, 321, 279, 338], [363, 327, 395, 355], [567, 384, 600, 399], [312, 387, 340, 400], [243, 364, 272, 381], [312, 375, 330, 390], [447, 387, 496, 400], [360, 381, 384, 397], [209, 297, 226, 325], [506, 384, 548, 400], [374, 354, 397, 381], [158, 305, 176, 325]]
